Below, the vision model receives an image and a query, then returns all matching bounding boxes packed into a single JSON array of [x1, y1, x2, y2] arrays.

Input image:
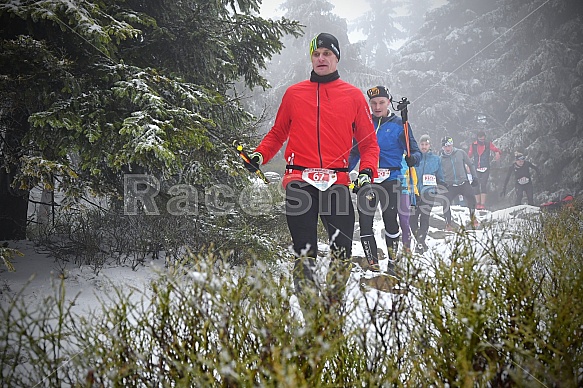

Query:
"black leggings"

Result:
[[515, 182, 534, 205], [286, 182, 354, 293], [442, 182, 476, 224], [356, 179, 400, 263], [476, 170, 490, 194], [410, 190, 437, 243], [358, 179, 400, 239]]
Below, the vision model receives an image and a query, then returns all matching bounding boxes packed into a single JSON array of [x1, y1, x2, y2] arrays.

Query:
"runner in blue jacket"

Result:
[[410, 134, 445, 252], [349, 85, 421, 275]]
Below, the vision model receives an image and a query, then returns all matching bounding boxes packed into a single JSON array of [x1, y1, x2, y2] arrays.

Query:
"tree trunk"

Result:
[[0, 108, 30, 241], [37, 187, 53, 225], [0, 168, 29, 240]]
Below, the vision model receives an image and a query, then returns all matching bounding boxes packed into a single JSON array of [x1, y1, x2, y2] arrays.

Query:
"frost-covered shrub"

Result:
[[408, 201, 583, 385], [3, 202, 581, 386], [28, 186, 291, 273]]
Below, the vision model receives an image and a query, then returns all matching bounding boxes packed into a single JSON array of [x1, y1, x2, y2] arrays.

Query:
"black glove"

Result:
[[470, 179, 479, 187], [356, 168, 373, 188], [356, 168, 375, 200], [244, 152, 263, 172], [404, 155, 416, 167], [500, 188, 506, 197]]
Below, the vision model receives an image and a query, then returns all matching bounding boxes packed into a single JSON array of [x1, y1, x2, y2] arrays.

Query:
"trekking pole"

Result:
[[396, 97, 416, 207], [233, 141, 270, 184]]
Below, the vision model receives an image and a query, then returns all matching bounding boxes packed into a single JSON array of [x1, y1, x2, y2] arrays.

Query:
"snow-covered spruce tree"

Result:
[[352, 0, 406, 71], [0, 0, 301, 240], [388, 0, 583, 201]]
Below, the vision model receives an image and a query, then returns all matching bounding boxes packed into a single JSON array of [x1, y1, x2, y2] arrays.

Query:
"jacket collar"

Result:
[[441, 147, 458, 157], [372, 112, 396, 126], [310, 70, 340, 83]]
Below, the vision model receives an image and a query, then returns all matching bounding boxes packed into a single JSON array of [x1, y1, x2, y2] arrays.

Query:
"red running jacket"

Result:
[[255, 78, 379, 187]]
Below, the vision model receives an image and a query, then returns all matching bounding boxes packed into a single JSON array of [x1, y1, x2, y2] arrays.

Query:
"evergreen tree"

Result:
[[0, 0, 300, 239], [354, 0, 406, 71], [389, 0, 583, 199], [400, 0, 434, 35]]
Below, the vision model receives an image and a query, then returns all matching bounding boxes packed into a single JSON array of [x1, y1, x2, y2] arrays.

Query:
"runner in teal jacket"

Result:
[[410, 135, 445, 252]]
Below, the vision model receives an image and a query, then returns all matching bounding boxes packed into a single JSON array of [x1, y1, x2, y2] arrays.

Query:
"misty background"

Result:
[[1, 3, 582, 385], [243, 0, 583, 207], [1, 0, 582, 242]]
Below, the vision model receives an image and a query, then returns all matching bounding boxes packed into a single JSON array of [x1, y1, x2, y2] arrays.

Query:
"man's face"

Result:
[[516, 159, 525, 166], [369, 97, 390, 118], [478, 136, 486, 143], [311, 48, 338, 76], [442, 144, 453, 154], [420, 140, 431, 153]]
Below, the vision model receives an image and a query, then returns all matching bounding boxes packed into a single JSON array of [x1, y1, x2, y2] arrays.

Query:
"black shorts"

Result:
[[476, 170, 490, 194]]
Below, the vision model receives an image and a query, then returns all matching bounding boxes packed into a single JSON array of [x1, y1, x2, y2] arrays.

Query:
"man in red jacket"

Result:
[[243, 33, 379, 311], [468, 130, 501, 210]]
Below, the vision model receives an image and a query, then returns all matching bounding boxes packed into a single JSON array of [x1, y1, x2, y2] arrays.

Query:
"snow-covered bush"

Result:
[[1, 202, 582, 386]]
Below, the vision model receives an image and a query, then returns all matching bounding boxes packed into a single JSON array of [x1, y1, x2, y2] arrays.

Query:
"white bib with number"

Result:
[[518, 177, 530, 185], [422, 174, 437, 186], [374, 168, 392, 183], [302, 168, 337, 191], [476, 167, 488, 173]]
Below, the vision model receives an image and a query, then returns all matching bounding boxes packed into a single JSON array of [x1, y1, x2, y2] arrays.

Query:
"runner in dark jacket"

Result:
[[501, 151, 540, 206], [440, 136, 479, 229]]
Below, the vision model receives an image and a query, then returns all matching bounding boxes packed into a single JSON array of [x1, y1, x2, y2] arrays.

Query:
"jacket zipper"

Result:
[[451, 154, 458, 184], [316, 83, 323, 168]]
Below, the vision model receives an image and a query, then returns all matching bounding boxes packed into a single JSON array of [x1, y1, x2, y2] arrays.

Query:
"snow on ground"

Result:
[[0, 240, 164, 316], [356, 204, 538, 328], [1, 204, 540, 344]]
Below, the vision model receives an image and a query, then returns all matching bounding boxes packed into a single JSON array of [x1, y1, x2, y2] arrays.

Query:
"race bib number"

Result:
[[476, 167, 488, 173], [422, 174, 437, 186], [302, 168, 337, 191], [518, 177, 530, 185], [374, 168, 392, 183]]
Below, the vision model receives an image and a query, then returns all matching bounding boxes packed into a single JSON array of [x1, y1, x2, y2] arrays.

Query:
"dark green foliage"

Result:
[[0, 0, 301, 239], [28, 184, 291, 271]]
